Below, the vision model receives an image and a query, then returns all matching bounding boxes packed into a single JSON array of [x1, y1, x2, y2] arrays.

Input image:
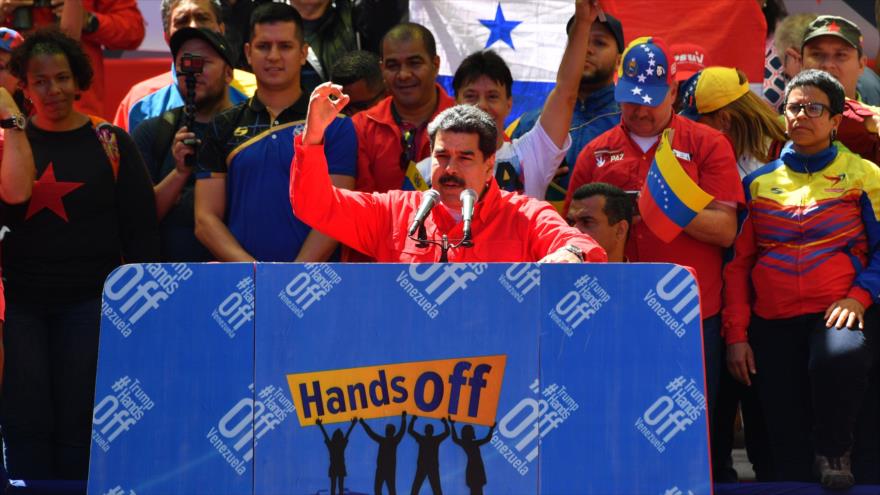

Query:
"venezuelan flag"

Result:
[[638, 129, 714, 243]]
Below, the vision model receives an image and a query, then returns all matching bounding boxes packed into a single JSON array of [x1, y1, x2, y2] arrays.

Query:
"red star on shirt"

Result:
[[25, 163, 84, 221], [827, 21, 841, 33]]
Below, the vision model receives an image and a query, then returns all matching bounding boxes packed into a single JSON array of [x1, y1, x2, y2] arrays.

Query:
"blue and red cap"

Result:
[[615, 36, 676, 108], [0, 28, 23, 53]]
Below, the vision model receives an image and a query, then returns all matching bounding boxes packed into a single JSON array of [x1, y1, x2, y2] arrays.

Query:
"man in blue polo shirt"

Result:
[[194, 2, 356, 262]]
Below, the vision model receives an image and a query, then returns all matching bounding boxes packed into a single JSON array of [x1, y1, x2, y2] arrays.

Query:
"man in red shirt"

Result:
[[566, 36, 743, 426], [352, 23, 455, 193], [292, 83, 606, 264]]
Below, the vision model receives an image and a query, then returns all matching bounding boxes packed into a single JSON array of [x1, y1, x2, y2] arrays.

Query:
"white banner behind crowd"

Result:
[[410, 0, 574, 123]]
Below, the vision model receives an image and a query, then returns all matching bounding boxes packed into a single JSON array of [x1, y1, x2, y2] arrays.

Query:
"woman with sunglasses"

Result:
[[722, 69, 879, 489]]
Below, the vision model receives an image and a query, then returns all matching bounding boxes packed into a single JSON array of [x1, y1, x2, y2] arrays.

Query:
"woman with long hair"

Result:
[[316, 417, 357, 495], [2, 28, 158, 480], [723, 69, 879, 489], [680, 66, 787, 178]]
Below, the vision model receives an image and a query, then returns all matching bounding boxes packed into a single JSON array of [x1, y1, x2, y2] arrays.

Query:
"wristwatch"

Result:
[[563, 244, 584, 262], [83, 12, 100, 34], [0, 114, 25, 131]]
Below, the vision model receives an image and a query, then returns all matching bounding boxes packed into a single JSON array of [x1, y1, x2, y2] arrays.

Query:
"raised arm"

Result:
[[408, 414, 421, 439], [316, 417, 330, 443], [476, 422, 496, 446], [394, 412, 407, 443], [345, 417, 357, 440], [291, 83, 391, 258], [439, 417, 450, 440], [537, 0, 598, 149], [359, 418, 381, 442], [447, 416, 461, 445]]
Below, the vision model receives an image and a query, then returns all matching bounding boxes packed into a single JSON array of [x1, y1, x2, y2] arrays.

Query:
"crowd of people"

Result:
[[0, 0, 879, 490]]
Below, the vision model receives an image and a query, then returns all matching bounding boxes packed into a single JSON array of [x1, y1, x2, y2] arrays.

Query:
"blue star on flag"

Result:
[[479, 3, 522, 49]]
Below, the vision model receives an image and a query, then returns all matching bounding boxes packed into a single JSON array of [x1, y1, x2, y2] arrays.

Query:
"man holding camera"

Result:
[[132, 27, 233, 261]]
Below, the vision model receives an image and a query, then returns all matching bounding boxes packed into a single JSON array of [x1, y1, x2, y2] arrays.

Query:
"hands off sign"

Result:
[[89, 263, 711, 494]]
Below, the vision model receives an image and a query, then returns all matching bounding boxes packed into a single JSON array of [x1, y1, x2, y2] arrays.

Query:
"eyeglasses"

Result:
[[785, 102, 829, 118]]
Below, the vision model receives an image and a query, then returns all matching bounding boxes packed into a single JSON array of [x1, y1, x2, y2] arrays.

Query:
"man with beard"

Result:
[[133, 27, 234, 261], [113, 0, 257, 133], [508, 11, 624, 212]]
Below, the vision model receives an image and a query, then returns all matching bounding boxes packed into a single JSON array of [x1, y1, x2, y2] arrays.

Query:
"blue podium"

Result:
[[88, 263, 711, 495]]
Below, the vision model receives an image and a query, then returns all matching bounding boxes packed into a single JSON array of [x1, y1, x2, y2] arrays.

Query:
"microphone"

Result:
[[407, 189, 441, 236], [460, 188, 477, 247]]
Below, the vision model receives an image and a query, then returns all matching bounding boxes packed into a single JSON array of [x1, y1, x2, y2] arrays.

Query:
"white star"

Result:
[[642, 94, 653, 104], [632, 86, 643, 95], [648, 59, 656, 67], [648, 52, 655, 59], [637, 74, 647, 83]]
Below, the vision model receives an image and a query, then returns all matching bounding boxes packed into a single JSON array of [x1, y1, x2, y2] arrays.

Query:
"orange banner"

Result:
[[287, 355, 507, 426]]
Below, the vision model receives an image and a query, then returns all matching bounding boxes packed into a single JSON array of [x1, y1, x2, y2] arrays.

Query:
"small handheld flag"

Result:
[[638, 129, 714, 243]]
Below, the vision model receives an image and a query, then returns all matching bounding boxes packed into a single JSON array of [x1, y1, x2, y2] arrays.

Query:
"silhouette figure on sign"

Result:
[[317, 417, 357, 495], [448, 416, 496, 495], [408, 415, 450, 495], [360, 411, 407, 495]]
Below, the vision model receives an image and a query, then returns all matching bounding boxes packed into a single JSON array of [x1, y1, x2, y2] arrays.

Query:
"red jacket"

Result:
[[6, 0, 145, 118], [352, 84, 455, 192], [566, 115, 743, 317], [838, 98, 880, 165], [290, 135, 606, 263]]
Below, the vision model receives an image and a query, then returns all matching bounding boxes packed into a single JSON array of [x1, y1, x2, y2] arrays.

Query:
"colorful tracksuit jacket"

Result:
[[722, 143, 880, 344]]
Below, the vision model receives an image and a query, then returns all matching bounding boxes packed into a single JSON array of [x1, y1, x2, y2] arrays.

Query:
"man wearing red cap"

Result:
[[566, 36, 743, 428]]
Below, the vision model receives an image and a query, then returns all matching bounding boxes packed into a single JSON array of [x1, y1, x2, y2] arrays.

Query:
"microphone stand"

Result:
[[406, 230, 473, 262]]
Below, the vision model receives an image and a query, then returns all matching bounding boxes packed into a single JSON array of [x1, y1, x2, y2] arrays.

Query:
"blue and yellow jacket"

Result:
[[722, 143, 880, 344]]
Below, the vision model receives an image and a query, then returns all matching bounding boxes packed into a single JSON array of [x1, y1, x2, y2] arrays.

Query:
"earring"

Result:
[[831, 129, 838, 141]]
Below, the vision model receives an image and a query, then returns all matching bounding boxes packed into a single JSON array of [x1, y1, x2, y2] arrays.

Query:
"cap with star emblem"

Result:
[[615, 36, 675, 108], [678, 66, 749, 120], [802, 15, 863, 53]]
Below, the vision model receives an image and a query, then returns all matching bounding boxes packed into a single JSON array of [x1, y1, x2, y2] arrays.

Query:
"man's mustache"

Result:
[[438, 175, 465, 187]]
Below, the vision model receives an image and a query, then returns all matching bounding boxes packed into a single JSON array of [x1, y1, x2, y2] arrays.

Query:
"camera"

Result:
[[179, 53, 205, 166], [12, 0, 53, 32]]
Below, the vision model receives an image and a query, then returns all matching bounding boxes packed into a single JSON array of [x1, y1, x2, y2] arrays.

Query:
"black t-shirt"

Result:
[[133, 110, 212, 262], [1, 118, 159, 304]]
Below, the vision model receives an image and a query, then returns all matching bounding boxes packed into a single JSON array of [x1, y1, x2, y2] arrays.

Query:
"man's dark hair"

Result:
[[427, 105, 497, 159], [160, 0, 222, 34], [330, 50, 383, 89], [249, 2, 304, 43], [572, 182, 633, 227], [452, 50, 512, 98], [10, 28, 93, 90], [380, 23, 437, 59], [784, 68, 845, 116]]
